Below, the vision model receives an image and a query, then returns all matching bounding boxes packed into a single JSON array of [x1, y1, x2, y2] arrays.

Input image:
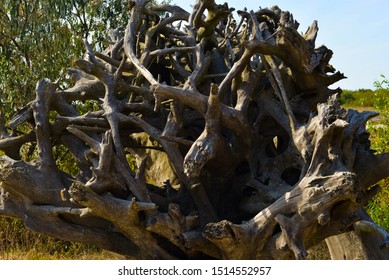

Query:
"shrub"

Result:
[[365, 75, 389, 231]]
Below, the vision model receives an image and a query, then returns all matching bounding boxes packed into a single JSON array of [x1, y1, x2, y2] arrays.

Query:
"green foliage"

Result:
[[340, 89, 371, 107], [0, 0, 133, 122], [340, 76, 388, 231], [366, 75, 388, 230], [0, 0, 83, 119], [0, 0, 172, 119], [340, 88, 388, 108], [365, 178, 389, 231], [0, 0, 134, 181], [0, 1, 167, 258], [53, 145, 80, 177], [366, 75, 389, 155], [372, 74, 389, 114]]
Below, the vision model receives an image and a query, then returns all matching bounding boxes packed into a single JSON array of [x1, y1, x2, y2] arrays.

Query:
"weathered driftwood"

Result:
[[0, 0, 388, 259]]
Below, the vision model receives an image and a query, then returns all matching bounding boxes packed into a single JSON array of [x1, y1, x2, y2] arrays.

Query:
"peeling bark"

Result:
[[0, 0, 388, 259]]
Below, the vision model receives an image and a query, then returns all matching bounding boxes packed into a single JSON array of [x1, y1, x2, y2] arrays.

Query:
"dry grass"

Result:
[[0, 217, 125, 260], [1, 249, 125, 260], [306, 241, 331, 260]]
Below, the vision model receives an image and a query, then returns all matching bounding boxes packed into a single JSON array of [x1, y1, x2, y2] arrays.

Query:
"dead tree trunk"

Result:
[[0, 0, 388, 259]]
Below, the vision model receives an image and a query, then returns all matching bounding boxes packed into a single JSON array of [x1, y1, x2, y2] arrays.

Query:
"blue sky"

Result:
[[172, 0, 389, 90]]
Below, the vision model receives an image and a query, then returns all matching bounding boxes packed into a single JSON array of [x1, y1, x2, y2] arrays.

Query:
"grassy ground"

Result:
[[0, 217, 125, 260], [341, 87, 389, 232]]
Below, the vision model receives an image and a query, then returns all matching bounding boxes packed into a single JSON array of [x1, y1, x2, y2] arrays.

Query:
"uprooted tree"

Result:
[[0, 0, 388, 259]]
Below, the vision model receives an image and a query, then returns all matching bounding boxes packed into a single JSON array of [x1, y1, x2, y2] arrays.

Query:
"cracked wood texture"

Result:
[[0, 0, 388, 259]]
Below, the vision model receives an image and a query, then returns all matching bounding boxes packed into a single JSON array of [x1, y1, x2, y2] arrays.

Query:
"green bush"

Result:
[[340, 88, 388, 109], [339, 76, 388, 231], [365, 75, 389, 231]]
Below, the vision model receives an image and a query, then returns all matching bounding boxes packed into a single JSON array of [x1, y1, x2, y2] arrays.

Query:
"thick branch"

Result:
[[33, 79, 57, 169]]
